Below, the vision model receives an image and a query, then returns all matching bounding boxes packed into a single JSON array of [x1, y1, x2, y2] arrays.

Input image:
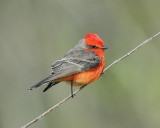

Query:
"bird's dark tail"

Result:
[[28, 75, 53, 91]]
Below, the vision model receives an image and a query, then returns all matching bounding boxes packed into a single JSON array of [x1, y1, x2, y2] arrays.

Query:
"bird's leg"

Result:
[[71, 80, 74, 98]]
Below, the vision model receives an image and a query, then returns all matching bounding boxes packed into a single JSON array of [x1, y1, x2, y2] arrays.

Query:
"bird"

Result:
[[29, 33, 109, 97]]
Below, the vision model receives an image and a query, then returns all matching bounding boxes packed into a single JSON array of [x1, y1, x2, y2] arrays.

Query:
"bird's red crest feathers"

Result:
[[84, 33, 104, 47]]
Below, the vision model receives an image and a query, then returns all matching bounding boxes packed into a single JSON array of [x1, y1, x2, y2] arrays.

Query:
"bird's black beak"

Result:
[[101, 46, 109, 50]]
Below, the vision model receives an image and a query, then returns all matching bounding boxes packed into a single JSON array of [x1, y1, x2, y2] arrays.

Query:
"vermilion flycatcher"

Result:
[[29, 33, 108, 97]]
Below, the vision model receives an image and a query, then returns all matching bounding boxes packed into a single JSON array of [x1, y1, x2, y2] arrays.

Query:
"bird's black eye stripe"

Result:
[[85, 44, 99, 49], [91, 45, 98, 49]]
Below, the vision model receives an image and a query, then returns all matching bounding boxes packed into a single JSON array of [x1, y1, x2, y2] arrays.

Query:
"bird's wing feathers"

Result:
[[50, 49, 101, 80]]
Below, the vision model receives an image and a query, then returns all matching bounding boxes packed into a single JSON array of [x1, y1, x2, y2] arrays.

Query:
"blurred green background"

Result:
[[0, 0, 160, 128]]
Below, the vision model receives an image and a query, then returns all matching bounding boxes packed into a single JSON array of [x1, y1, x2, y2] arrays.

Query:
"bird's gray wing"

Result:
[[50, 48, 101, 81]]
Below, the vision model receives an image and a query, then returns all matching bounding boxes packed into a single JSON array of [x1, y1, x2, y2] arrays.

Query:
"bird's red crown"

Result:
[[84, 33, 104, 47]]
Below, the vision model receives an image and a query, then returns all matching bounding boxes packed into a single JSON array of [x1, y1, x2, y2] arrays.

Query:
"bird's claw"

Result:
[[71, 93, 76, 98]]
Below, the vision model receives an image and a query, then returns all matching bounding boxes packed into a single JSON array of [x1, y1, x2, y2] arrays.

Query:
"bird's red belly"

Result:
[[74, 55, 105, 85], [73, 64, 104, 86]]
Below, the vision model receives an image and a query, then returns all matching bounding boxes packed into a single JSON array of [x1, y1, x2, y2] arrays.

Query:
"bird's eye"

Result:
[[91, 45, 97, 48]]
